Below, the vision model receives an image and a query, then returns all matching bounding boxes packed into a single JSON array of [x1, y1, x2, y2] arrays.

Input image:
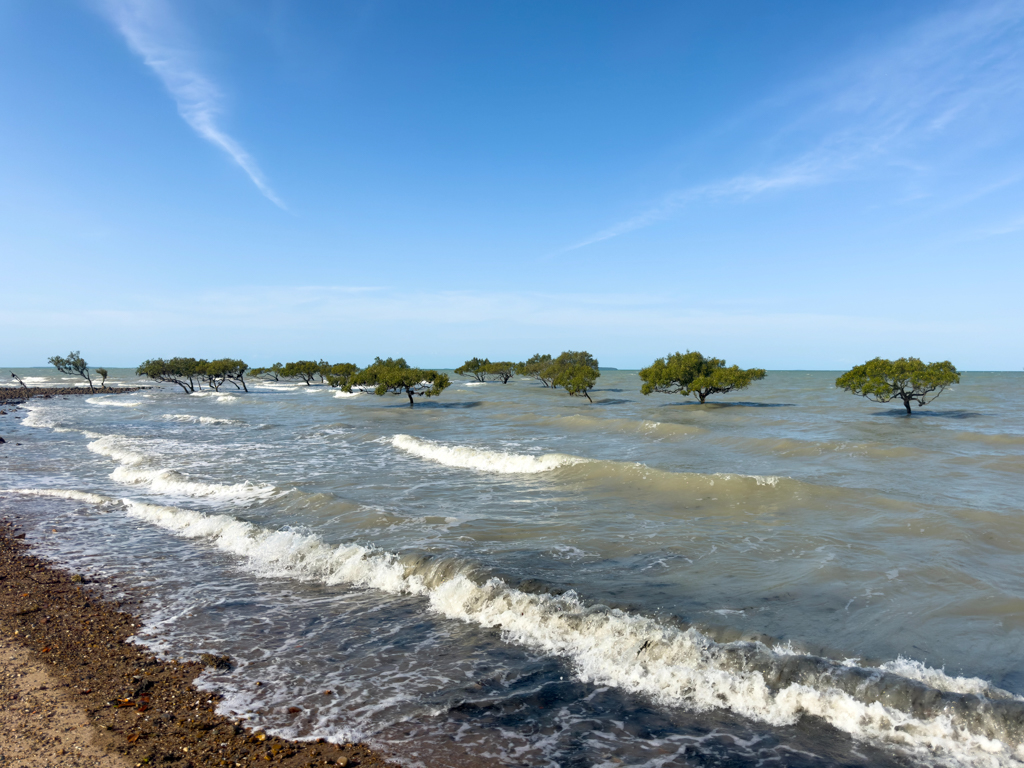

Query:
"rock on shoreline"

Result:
[[0, 518, 397, 768], [0, 386, 150, 404]]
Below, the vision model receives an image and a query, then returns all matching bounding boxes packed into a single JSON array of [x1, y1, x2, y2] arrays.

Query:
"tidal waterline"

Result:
[[1, 369, 1022, 766]]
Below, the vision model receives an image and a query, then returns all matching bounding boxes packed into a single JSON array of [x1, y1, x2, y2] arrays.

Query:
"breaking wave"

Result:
[[110, 467, 275, 501], [392, 434, 584, 474], [86, 434, 275, 502], [3, 488, 113, 506], [85, 397, 142, 408], [392, 435, 790, 501], [115, 499, 1024, 766], [161, 414, 240, 426]]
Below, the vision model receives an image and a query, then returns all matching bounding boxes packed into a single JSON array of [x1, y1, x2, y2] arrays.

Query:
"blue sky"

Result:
[[2, 0, 1022, 369]]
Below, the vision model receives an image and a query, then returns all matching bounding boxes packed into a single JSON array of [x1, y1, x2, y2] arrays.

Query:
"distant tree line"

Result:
[[133, 357, 448, 406], [456, 352, 602, 401], [47, 350, 962, 414]]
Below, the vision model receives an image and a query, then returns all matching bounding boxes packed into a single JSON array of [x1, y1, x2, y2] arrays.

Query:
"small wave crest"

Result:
[[87, 435, 148, 465], [161, 414, 240, 426], [86, 435, 275, 501], [392, 434, 584, 474], [3, 488, 113, 505], [110, 467, 275, 501], [189, 392, 238, 403], [21, 407, 66, 431], [85, 397, 141, 408]]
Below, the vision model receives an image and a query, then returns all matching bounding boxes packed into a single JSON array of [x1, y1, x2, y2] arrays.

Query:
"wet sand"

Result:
[[0, 518, 397, 768]]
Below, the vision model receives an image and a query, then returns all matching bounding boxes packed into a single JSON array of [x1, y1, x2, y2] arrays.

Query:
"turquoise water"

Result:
[[1, 368, 1022, 766]]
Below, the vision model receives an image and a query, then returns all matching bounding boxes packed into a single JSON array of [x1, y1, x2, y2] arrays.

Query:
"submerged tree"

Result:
[[485, 361, 516, 384], [515, 354, 554, 386], [454, 358, 516, 383], [96, 368, 109, 386], [202, 359, 249, 392], [346, 357, 450, 406], [323, 362, 360, 389], [836, 357, 959, 414], [48, 351, 94, 391], [454, 358, 491, 382], [640, 351, 766, 404], [223, 360, 249, 392], [249, 363, 284, 381], [10, 372, 27, 390], [548, 350, 600, 403], [281, 360, 321, 385], [137, 358, 199, 393]]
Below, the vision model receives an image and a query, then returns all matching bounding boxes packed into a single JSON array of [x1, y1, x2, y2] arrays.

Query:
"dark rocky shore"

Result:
[[0, 386, 149, 404], [0, 518, 397, 768]]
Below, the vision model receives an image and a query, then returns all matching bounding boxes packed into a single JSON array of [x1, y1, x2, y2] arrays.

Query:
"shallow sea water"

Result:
[[1, 368, 1023, 767]]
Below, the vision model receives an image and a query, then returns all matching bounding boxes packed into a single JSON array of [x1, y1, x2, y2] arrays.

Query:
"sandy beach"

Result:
[[0, 517, 395, 768]]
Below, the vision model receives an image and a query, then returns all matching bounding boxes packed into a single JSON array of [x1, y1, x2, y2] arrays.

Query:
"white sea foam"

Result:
[[712, 473, 784, 487], [85, 397, 141, 408], [392, 434, 584, 474], [21, 407, 59, 430], [87, 435, 148, 466], [161, 414, 239, 426], [189, 391, 238, 402], [880, 657, 1022, 700], [332, 390, 363, 399], [86, 434, 274, 501], [254, 382, 303, 391], [3, 488, 113, 505], [110, 467, 275, 502], [126, 501, 1024, 766]]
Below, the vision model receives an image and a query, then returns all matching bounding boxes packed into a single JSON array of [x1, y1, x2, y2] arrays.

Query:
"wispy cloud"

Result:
[[98, 0, 284, 208], [566, 1, 1024, 251]]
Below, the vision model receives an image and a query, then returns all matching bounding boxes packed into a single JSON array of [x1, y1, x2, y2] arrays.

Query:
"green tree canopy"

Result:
[[281, 360, 320, 385], [346, 357, 450, 406], [202, 359, 249, 392], [223, 359, 249, 392], [137, 358, 200, 393], [96, 367, 109, 386], [836, 357, 959, 414], [548, 350, 600, 403], [484, 361, 516, 384], [323, 362, 360, 389], [515, 354, 554, 386], [640, 351, 766, 403], [454, 357, 491, 382], [48, 350, 94, 391]]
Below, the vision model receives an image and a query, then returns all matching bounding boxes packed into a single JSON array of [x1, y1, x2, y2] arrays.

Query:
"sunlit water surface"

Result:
[[2, 369, 1023, 767]]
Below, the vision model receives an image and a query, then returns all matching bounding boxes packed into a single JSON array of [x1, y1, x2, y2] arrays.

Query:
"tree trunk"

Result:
[[239, 376, 248, 393], [698, 392, 707, 403], [407, 389, 415, 407], [904, 398, 912, 414], [584, 390, 593, 403]]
